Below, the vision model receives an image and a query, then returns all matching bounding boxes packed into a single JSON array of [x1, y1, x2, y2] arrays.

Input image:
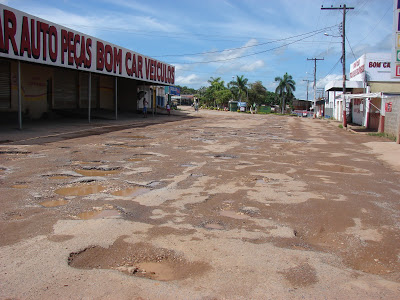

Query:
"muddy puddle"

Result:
[[126, 154, 154, 162], [40, 199, 69, 207], [77, 209, 120, 220], [55, 184, 105, 196], [111, 186, 150, 197], [68, 238, 209, 281], [11, 184, 28, 189], [74, 166, 120, 177]]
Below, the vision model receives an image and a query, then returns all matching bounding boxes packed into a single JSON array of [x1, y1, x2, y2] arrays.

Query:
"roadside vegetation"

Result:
[[367, 132, 396, 141], [175, 73, 296, 113]]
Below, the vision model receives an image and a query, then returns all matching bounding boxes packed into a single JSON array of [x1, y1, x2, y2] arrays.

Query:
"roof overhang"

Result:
[[325, 80, 364, 92]]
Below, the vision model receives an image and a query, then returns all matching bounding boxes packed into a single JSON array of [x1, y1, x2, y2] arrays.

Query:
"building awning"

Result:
[[335, 92, 400, 100], [325, 80, 364, 92]]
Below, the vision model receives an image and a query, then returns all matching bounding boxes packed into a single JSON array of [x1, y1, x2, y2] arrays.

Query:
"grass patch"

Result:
[[367, 132, 396, 141], [338, 124, 343, 129]]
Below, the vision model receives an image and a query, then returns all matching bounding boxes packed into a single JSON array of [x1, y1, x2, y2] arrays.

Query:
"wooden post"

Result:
[[17, 61, 22, 130], [88, 72, 91, 123], [397, 108, 400, 144], [115, 77, 118, 120]]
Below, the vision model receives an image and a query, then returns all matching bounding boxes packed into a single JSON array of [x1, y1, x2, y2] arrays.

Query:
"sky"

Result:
[[1, 0, 394, 100]]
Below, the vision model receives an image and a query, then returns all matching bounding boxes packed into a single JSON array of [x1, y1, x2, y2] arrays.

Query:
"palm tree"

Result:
[[274, 72, 296, 113], [207, 77, 225, 91], [230, 75, 249, 101]]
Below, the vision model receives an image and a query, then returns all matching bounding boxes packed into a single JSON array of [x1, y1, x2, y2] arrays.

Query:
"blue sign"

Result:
[[165, 86, 180, 95]]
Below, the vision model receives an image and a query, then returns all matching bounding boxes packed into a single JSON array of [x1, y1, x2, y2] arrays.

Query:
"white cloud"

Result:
[[240, 60, 265, 72], [176, 74, 200, 86], [317, 74, 342, 89]]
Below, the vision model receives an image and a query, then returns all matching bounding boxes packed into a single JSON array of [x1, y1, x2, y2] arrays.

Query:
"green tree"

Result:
[[265, 91, 279, 106], [214, 89, 233, 108], [274, 72, 296, 113], [230, 75, 249, 101], [248, 81, 267, 106], [207, 77, 225, 91], [206, 77, 226, 107]]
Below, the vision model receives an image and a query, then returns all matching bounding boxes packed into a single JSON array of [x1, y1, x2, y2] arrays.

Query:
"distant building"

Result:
[[325, 53, 400, 129]]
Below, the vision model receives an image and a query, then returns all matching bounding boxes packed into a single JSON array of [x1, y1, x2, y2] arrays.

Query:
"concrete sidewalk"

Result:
[[0, 110, 191, 145]]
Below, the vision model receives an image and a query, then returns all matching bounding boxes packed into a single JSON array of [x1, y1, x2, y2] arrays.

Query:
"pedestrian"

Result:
[[143, 97, 148, 118], [166, 103, 171, 116]]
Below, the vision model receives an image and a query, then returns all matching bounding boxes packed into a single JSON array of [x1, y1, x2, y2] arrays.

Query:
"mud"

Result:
[[0, 108, 400, 299], [68, 237, 210, 281]]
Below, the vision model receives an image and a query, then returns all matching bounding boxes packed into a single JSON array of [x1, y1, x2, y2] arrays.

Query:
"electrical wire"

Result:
[[346, 35, 357, 61], [153, 24, 339, 58], [170, 28, 335, 65]]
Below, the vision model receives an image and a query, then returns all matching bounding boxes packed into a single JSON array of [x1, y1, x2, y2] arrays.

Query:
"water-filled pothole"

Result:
[[74, 166, 120, 177], [75, 169, 119, 176], [76, 209, 120, 220], [68, 237, 209, 281], [11, 184, 28, 189], [55, 184, 105, 196], [111, 186, 150, 197]]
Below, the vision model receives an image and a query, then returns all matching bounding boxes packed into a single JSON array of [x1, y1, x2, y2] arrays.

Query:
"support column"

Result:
[[17, 61, 22, 130], [397, 108, 400, 144], [153, 88, 156, 116], [115, 77, 118, 120], [88, 72, 91, 123]]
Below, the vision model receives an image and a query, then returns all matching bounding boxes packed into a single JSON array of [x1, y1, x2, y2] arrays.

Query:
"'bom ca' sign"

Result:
[[0, 4, 175, 85], [392, 0, 400, 78]]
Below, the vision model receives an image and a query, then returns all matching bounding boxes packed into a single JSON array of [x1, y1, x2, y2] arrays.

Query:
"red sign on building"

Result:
[[385, 102, 393, 112]]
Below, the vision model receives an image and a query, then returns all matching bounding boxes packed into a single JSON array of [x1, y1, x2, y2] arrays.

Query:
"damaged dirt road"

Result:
[[1, 107, 400, 299]]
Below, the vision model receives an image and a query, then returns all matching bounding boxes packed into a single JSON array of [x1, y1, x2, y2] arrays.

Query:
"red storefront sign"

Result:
[[385, 102, 393, 112]]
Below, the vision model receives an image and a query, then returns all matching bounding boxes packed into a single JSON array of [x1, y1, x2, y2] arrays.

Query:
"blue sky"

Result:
[[1, 0, 394, 99]]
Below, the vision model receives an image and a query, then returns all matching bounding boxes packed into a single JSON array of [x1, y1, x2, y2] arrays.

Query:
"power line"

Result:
[[171, 29, 331, 65], [154, 24, 339, 58], [354, 4, 392, 44], [345, 35, 357, 60]]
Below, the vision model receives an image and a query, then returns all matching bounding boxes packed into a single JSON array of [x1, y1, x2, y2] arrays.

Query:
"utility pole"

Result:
[[303, 79, 311, 101], [307, 58, 324, 115], [322, 4, 354, 127]]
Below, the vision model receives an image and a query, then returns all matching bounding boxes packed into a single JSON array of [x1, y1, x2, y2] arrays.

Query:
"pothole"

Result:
[[54, 184, 106, 196], [68, 238, 209, 281], [208, 154, 238, 160], [11, 184, 28, 189], [201, 221, 226, 230], [0, 150, 31, 154], [111, 186, 151, 197], [42, 173, 79, 179], [75, 166, 120, 177], [126, 154, 155, 162], [76, 209, 121, 220]]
